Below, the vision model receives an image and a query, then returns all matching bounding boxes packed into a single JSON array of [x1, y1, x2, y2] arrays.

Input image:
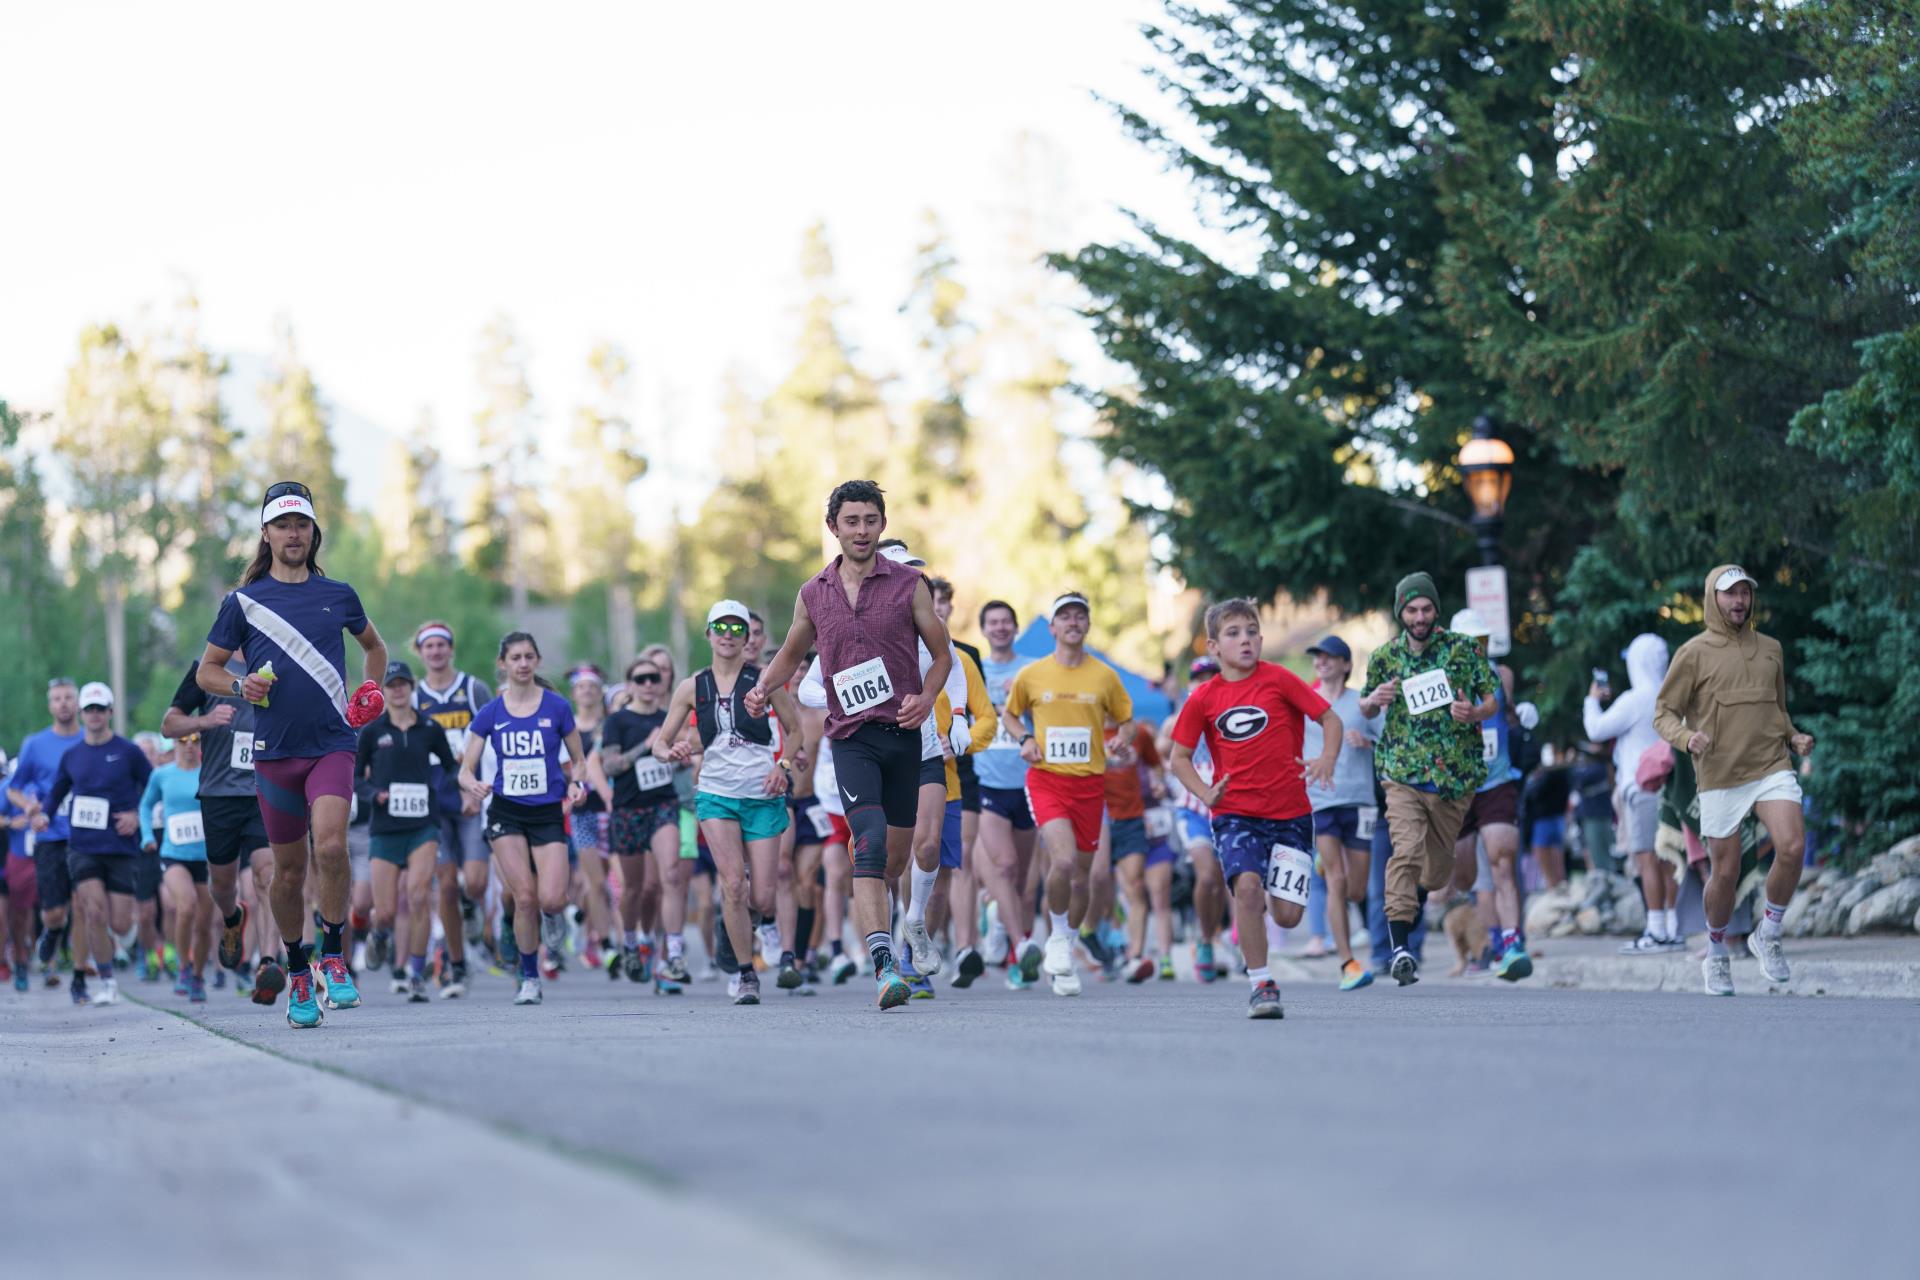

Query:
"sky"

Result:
[[0, 1, 1208, 513]]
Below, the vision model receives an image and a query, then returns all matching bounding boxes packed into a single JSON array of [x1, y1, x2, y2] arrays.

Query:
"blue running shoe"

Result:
[[316, 956, 361, 1009], [173, 972, 191, 997], [876, 963, 912, 1010], [189, 973, 208, 1003], [1338, 959, 1374, 992], [908, 973, 935, 1000], [1494, 942, 1533, 982], [1006, 967, 1032, 991], [1196, 942, 1219, 983], [286, 970, 324, 1029], [12, 968, 27, 993]]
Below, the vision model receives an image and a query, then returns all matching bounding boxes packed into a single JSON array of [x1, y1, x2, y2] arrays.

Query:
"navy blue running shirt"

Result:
[[207, 577, 369, 762]]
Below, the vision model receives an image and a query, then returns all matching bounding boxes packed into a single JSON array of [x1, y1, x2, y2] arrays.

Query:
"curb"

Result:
[[1535, 953, 1920, 1000]]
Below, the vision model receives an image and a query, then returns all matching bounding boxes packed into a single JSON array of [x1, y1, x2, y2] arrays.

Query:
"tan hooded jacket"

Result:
[[1653, 564, 1798, 792]]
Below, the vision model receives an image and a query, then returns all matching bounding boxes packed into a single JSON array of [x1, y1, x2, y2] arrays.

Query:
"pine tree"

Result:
[[258, 318, 347, 524]]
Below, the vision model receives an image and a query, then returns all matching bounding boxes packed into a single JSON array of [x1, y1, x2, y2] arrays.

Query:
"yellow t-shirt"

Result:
[[1004, 655, 1133, 777]]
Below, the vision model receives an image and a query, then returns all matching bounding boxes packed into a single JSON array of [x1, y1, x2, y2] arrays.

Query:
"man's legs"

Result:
[[1315, 831, 1356, 966], [71, 877, 113, 980], [1118, 852, 1149, 961], [404, 845, 436, 975]]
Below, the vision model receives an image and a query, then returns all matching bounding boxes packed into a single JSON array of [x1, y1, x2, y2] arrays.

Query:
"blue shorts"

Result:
[[1145, 839, 1176, 869], [1212, 813, 1315, 886], [436, 806, 488, 866], [1530, 816, 1567, 848], [1312, 804, 1375, 851], [1176, 809, 1213, 847], [1108, 815, 1149, 860], [980, 785, 1034, 831], [940, 799, 963, 869]]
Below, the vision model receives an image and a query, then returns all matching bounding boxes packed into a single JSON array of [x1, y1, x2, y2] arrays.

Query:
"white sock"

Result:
[[1759, 898, 1788, 939], [907, 863, 938, 925], [1049, 910, 1072, 939], [1663, 908, 1680, 940], [1247, 965, 1271, 990], [624, 930, 639, 947], [666, 933, 684, 960]]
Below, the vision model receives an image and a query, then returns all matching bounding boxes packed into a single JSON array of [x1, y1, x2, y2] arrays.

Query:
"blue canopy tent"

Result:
[[1011, 620, 1172, 726]]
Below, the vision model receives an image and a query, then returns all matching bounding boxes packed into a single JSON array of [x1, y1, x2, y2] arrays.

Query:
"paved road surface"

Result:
[[7, 962, 1912, 1277]]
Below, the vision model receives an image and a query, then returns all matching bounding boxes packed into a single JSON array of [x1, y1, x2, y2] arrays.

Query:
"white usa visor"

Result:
[[262, 494, 318, 527]]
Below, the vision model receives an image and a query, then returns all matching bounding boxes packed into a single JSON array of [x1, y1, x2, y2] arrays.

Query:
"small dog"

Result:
[[1442, 900, 1480, 977]]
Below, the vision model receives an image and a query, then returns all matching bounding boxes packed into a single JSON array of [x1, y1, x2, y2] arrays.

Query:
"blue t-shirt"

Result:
[[207, 575, 369, 762], [469, 689, 576, 808], [1477, 676, 1521, 793], [974, 654, 1033, 791], [46, 735, 153, 856], [140, 762, 207, 862], [12, 724, 85, 842]]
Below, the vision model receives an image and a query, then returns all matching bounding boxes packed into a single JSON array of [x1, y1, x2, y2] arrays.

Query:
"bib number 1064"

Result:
[[1266, 844, 1314, 906]]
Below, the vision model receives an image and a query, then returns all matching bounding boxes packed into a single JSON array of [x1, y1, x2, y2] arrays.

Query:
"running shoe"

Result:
[[1052, 966, 1082, 997], [497, 920, 520, 972], [1158, 955, 1175, 981], [36, 928, 59, 968], [876, 962, 911, 1010], [1123, 956, 1155, 984], [137, 950, 158, 983], [1747, 932, 1790, 984], [713, 922, 738, 976], [776, 952, 803, 990], [317, 957, 361, 1009], [734, 968, 761, 1005], [540, 912, 567, 958], [1702, 953, 1734, 996], [365, 930, 391, 974], [189, 974, 207, 1004], [1006, 967, 1032, 991], [654, 964, 684, 995], [286, 971, 323, 1028], [952, 946, 985, 989], [903, 919, 942, 977], [173, 971, 192, 997], [827, 952, 856, 985], [252, 960, 286, 1006], [983, 903, 1008, 966], [1247, 979, 1284, 1019], [1195, 942, 1218, 984], [659, 955, 692, 987], [635, 941, 653, 984], [1016, 939, 1043, 985], [1618, 932, 1667, 956], [213, 967, 226, 990], [11, 968, 26, 993], [218, 902, 248, 971], [513, 977, 543, 1005], [1338, 959, 1374, 992], [69, 973, 89, 1005], [757, 923, 782, 971], [459, 894, 486, 955], [1042, 933, 1074, 979], [1494, 942, 1533, 982], [407, 974, 430, 1003], [1389, 948, 1420, 986], [90, 977, 120, 1006], [583, 941, 604, 972], [1076, 927, 1113, 971], [389, 967, 409, 995], [441, 960, 469, 1000]]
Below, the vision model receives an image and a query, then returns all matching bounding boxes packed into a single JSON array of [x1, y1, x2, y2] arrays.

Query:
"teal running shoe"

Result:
[[1196, 942, 1219, 983], [876, 963, 912, 1010], [1006, 967, 1032, 991], [1494, 942, 1533, 982], [1339, 959, 1374, 992], [317, 956, 361, 1009], [286, 970, 324, 1029], [1015, 939, 1043, 984]]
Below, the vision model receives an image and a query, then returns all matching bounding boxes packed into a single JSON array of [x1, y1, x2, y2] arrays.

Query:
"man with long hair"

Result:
[[194, 482, 389, 1029]]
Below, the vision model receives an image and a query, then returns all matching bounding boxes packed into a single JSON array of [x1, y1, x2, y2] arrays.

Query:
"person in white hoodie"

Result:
[[1583, 633, 1677, 952]]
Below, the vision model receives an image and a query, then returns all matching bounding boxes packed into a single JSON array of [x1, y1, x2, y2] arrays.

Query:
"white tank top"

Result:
[[698, 690, 775, 800]]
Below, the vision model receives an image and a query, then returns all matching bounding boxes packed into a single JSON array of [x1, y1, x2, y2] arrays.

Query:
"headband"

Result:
[[414, 625, 454, 648]]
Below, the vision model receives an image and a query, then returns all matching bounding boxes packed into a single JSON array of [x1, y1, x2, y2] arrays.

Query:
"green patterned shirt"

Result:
[[1362, 630, 1498, 799]]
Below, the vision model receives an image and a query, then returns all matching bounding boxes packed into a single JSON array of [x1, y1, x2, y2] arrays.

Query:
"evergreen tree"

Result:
[[258, 318, 347, 523]]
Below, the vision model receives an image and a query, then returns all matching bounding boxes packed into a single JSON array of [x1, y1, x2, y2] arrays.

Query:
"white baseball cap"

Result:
[[879, 544, 926, 568], [1713, 566, 1758, 592], [1050, 592, 1091, 620], [78, 681, 114, 709], [706, 599, 751, 627], [1449, 609, 1491, 638]]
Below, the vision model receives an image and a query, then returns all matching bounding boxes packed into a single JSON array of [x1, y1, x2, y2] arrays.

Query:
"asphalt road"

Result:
[[7, 960, 1913, 1278]]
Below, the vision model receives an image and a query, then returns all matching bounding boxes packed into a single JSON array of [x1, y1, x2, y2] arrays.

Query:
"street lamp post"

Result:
[[1459, 414, 1517, 656]]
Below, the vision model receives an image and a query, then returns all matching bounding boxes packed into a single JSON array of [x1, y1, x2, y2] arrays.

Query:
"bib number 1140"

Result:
[[1265, 844, 1314, 906]]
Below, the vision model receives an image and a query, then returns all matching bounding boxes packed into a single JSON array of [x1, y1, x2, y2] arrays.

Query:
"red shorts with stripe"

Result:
[[1024, 769, 1106, 854], [828, 813, 851, 847]]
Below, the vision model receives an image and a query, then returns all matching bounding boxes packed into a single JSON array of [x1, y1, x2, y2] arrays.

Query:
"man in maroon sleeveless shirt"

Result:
[[749, 480, 952, 1010]]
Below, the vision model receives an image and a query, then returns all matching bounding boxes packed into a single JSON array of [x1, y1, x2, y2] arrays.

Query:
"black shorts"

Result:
[[34, 841, 72, 910], [201, 793, 269, 867], [161, 857, 209, 885], [958, 756, 981, 813], [917, 755, 946, 789], [133, 848, 162, 902], [788, 796, 833, 847], [485, 800, 568, 849], [68, 850, 137, 896], [832, 722, 923, 828], [1459, 780, 1521, 840], [979, 785, 1035, 832]]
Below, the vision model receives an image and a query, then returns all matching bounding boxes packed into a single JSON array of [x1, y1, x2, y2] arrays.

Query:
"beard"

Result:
[[1406, 620, 1435, 642]]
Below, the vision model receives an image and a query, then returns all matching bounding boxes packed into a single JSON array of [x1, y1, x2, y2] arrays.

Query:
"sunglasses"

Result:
[[264, 480, 313, 503], [627, 671, 663, 685], [81, 704, 110, 713], [47, 677, 75, 691], [709, 621, 748, 638]]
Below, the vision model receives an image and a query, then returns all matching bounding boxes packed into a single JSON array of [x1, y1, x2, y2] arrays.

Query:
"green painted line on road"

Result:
[[124, 990, 678, 1191]]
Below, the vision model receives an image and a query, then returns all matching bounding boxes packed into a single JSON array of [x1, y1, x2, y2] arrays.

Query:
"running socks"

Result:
[[666, 932, 684, 961], [286, 939, 313, 975], [1501, 929, 1520, 951], [319, 917, 345, 957], [222, 907, 243, 931], [1247, 966, 1270, 991], [409, 954, 427, 979], [794, 906, 816, 960], [1706, 923, 1730, 958], [1049, 910, 1071, 939], [906, 863, 938, 925], [1759, 899, 1788, 939], [1664, 908, 1680, 939], [1387, 919, 1411, 952], [519, 949, 538, 980], [865, 930, 894, 972]]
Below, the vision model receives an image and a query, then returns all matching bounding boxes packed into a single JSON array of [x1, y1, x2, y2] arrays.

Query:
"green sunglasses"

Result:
[[709, 621, 748, 638]]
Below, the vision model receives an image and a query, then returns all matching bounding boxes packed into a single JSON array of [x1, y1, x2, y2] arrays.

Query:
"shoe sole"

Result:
[[1247, 1003, 1284, 1019], [287, 1005, 324, 1029], [953, 954, 985, 988], [735, 991, 761, 1005], [218, 902, 248, 971], [1052, 977, 1081, 997], [1017, 949, 1043, 983], [1497, 956, 1533, 982], [776, 971, 803, 990], [654, 981, 684, 995], [1339, 971, 1374, 992], [877, 980, 911, 1010], [1391, 959, 1419, 986]]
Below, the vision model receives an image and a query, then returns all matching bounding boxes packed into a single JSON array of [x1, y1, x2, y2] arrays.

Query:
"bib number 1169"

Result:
[[1266, 844, 1314, 906]]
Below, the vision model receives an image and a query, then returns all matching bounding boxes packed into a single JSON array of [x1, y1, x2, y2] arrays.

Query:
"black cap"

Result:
[[383, 660, 415, 686]]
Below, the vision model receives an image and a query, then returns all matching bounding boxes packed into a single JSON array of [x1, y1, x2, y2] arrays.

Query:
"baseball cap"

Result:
[[1050, 592, 1091, 620], [1713, 566, 1758, 592], [383, 660, 415, 686], [78, 681, 114, 709], [1449, 609, 1491, 638], [706, 599, 751, 627], [1305, 635, 1352, 661], [1189, 656, 1219, 679], [879, 544, 926, 568], [261, 480, 317, 528]]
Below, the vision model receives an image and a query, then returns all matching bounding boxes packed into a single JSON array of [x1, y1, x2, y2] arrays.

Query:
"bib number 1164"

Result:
[[1266, 844, 1314, 906]]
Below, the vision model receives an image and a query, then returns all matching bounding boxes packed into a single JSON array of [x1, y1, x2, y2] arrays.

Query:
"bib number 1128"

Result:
[[1266, 844, 1314, 906]]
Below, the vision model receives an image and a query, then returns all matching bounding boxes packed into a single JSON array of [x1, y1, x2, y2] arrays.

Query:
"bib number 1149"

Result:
[[1266, 844, 1314, 906]]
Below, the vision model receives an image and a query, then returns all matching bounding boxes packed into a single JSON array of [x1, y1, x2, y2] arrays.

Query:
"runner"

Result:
[[356, 661, 459, 1003], [1167, 601, 1341, 1018], [196, 481, 389, 1028], [32, 682, 153, 1006], [657, 600, 804, 1005], [1445, 610, 1532, 982], [794, 656, 857, 983], [1000, 590, 1134, 997], [163, 654, 280, 1003], [1303, 635, 1378, 990], [1, 751, 34, 991], [1358, 572, 1499, 986], [139, 732, 212, 1002], [926, 575, 994, 988], [1586, 633, 1681, 954], [8, 678, 83, 994], [566, 665, 619, 973], [972, 600, 1045, 987], [1162, 657, 1230, 982], [458, 632, 592, 1005], [598, 652, 691, 992], [747, 479, 952, 1011], [779, 661, 830, 992], [129, 731, 170, 976], [1106, 719, 1170, 983], [412, 620, 494, 994], [1652, 565, 1814, 996]]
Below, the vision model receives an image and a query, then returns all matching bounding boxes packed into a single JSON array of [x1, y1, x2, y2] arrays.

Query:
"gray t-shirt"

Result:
[[1303, 685, 1380, 812], [168, 659, 260, 799]]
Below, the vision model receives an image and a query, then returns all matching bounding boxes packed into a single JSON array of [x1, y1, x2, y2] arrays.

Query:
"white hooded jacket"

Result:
[[1582, 633, 1671, 787]]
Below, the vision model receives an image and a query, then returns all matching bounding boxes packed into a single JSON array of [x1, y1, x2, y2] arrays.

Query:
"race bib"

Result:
[[990, 716, 1022, 750], [72, 796, 110, 831], [388, 782, 430, 819], [832, 657, 894, 716], [1401, 668, 1455, 716], [634, 756, 673, 792], [166, 810, 205, 846], [806, 803, 833, 840], [57, 794, 72, 819], [1482, 726, 1499, 762], [444, 727, 470, 756], [1265, 842, 1314, 905], [502, 757, 548, 798], [1144, 807, 1173, 840], [1043, 726, 1093, 766], [1354, 806, 1377, 840], [230, 732, 255, 771]]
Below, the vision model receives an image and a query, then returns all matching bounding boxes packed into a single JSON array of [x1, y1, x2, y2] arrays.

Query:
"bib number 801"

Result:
[[1265, 844, 1314, 906]]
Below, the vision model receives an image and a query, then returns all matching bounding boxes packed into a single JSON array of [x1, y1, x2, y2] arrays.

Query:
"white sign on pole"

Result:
[[1465, 565, 1511, 657]]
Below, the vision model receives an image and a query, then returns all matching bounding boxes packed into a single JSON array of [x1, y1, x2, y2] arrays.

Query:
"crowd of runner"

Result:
[[0, 480, 1816, 1022]]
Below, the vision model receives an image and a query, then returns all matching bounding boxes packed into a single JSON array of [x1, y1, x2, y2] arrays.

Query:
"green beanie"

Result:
[[1394, 572, 1438, 618]]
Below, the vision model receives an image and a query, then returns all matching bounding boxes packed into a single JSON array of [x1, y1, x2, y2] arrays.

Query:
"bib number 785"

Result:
[[1265, 844, 1314, 906]]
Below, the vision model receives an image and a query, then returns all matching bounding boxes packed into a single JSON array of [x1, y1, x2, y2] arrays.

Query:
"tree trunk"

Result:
[[103, 564, 127, 737], [667, 531, 688, 674]]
